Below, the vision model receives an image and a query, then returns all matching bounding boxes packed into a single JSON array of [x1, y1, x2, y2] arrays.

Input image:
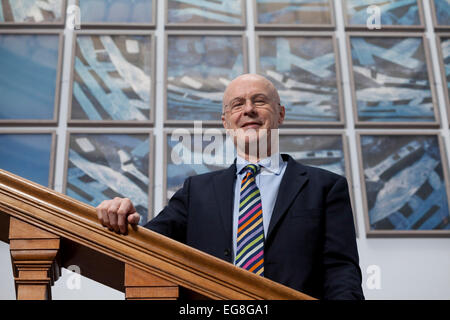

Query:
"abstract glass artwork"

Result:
[[71, 34, 153, 121], [438, 36, 450, 111], [255, 0, 333, 26], [66, 133, 150, 223], [0, 34, 60, 120], [349, 36, 436, 124], [167, 0, 244, 25], [0, 0, 64, 23], [166, 133, 235, 201], [279, 134, 346, 176], [79, 0, 153, 24], [360, 134, 450, 232], [432, 0, 450, 27], [345, 0, 422, 27], [166, 35, 245, 121], [0, 133, 53, 187], [258, 36, 341, 122]]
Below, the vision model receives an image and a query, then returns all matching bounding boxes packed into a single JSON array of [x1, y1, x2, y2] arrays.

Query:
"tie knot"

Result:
[[242, 164, 260, 176]]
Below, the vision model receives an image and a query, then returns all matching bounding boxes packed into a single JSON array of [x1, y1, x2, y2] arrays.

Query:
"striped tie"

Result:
[[235, 164, 264, 276]]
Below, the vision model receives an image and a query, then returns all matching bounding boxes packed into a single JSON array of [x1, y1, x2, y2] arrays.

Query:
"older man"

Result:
[[96, 74, 364, 300]]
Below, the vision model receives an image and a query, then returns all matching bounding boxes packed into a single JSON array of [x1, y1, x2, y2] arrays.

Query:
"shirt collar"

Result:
[[236, 152, 284, 176]]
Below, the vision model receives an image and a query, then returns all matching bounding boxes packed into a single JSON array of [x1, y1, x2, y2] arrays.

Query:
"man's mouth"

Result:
[[241, 122, 262, 129]]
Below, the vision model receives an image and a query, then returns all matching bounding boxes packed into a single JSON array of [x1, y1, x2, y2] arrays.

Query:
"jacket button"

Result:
[[224, 249, 231, 257]]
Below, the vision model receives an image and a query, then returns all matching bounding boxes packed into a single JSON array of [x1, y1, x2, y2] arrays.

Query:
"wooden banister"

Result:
[[0, 169, 314, 300]]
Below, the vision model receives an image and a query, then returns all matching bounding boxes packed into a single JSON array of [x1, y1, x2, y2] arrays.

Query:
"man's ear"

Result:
[[222, 113, 228, 129], [278, 105, 285, 125]]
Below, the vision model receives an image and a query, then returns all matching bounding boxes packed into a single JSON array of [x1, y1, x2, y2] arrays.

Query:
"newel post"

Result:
[[9, 217, 61, 300], [125, 264, 179, 300]]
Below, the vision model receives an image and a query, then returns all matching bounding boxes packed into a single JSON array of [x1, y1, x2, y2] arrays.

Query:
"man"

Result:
[[96, 74, 364, 300]]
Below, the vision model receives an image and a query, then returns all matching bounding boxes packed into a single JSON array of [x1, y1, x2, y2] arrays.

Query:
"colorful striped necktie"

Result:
[[235, 164, 264, 276]]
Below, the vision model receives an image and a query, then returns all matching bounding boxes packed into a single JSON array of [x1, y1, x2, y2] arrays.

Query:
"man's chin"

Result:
[[233, 128, 271, 155]]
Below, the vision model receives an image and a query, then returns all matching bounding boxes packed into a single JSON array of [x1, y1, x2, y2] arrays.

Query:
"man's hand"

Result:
[[96, 197, 140, 234]]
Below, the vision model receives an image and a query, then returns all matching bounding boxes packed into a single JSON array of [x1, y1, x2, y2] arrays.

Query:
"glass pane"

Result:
[[0, 0, 63, 23], [0, 134, 52, 186], [361, 135, 450, 231], [80, 0, 153, 24], [345, 0, 421, 26], [256, 0, 333, 25], [258, 36, 341, 122], [433, 0, 450, 26], [439, 37, 450, 107], [167, 0, 243, 25], [71, 34, 153, 121], [350, 36, 435, 123], [67, 133, 150, 223], [0, 34, 59, 120], [166, 35, 245, 121]]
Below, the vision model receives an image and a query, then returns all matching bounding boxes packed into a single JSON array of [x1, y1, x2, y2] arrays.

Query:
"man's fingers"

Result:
[[107, 199, 121, 232], [117, 214, 127, 234], [96, 202, 104, 222], [96, 198, 139, 234], [117, 198, 137, 234], [127, 212, 141, 225], [97, 201, 111, 228]]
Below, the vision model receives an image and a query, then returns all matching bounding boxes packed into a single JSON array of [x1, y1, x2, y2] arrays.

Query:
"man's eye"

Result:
[[254, 100, 266, 105]]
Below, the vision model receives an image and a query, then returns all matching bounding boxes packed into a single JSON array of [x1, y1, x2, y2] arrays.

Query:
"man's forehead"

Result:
[[224, 76, 274, 100]]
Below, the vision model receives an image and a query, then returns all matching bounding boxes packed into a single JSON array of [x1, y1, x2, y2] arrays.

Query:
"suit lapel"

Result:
[[267, 155, 308, 241], [212, 163, 236, 240]]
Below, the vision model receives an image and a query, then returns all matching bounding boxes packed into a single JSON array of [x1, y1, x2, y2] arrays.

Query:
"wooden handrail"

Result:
[[0, 169, 314, 300]]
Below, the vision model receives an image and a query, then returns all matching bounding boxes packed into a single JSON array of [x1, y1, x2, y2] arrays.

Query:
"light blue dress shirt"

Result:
[[232, 153, 287, 263]]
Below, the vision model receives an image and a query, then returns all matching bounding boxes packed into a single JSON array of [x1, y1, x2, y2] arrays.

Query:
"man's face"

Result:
[[221, 75, 285, 148]]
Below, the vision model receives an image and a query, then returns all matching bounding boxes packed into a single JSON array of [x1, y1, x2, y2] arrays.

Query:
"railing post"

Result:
[[9, 217, 61, 300], [125, 264, 179, 300]]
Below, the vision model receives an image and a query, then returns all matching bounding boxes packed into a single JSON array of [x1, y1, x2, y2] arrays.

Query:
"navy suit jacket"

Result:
[[145, 154, 364, 300]]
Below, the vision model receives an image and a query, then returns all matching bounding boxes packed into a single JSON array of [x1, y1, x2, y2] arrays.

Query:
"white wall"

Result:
[[1, 0, 449, 300]]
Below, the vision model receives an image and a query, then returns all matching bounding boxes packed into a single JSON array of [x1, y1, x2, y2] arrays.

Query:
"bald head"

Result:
[[223, 74, 281, 112]]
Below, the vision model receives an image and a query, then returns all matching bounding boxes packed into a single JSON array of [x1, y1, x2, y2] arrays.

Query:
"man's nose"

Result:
[[243, 100, 257, 114]]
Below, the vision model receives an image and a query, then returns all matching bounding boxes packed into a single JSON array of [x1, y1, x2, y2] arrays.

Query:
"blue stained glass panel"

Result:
[[166, 35, 245, 121], [167, 0, 243, 25], [439, 37, 450, 107], [433, 0, 450, 26], [258, 36, 341, 122], [350, 36, 436, 123], [80, 0, 153, 24], [0, 0, 63, 23], [361, 135, 450, 231], [71, 34, 153, 121], [0, 34, 59, 120], [255, 0, 333, 25], [345, 0, 421, 26], [67, 133, 150, 223], [0, 134, 52, 186]]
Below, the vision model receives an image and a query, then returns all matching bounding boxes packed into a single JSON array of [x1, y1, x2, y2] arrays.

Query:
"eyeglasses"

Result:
[[224, 97, 276, 115]]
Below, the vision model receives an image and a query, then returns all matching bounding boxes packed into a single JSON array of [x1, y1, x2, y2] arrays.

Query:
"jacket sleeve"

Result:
[[322, 176, 365, 300], [143, 177, 191, 244]]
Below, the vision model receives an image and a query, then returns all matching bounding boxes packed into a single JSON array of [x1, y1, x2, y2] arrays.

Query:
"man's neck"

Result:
[[236, 146, 279, 164]]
